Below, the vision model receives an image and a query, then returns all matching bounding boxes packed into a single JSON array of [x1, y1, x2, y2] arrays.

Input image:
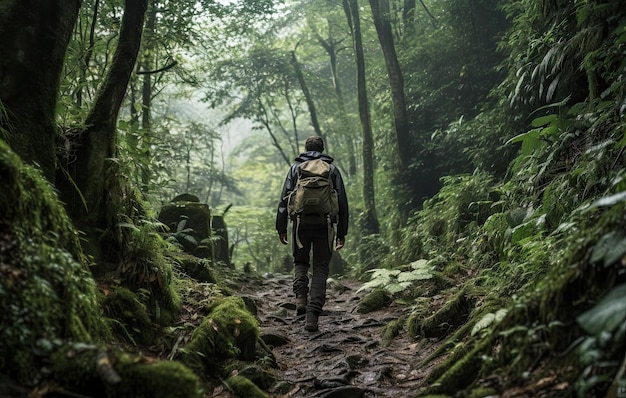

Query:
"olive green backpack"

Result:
[[287, 159, 339, 238]]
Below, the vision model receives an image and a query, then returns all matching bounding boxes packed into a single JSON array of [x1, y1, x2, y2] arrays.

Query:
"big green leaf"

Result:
[[577, 284, 626, 336], [590, 231, 626, 268]]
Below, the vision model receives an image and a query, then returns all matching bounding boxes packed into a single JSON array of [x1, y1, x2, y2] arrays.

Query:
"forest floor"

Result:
[[221, 273, 446, 398]]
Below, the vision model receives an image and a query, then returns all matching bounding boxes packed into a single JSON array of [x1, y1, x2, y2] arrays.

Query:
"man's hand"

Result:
[[335, 238, 345, 250], [279, 233, 288, 245]]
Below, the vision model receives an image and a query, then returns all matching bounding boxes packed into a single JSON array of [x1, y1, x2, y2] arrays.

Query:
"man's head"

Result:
[[305, 136, 324, 152]]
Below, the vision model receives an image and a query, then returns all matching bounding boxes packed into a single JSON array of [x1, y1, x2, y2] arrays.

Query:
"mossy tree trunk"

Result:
[[57, 0, 148, 232], [0, 0, 82, 181]]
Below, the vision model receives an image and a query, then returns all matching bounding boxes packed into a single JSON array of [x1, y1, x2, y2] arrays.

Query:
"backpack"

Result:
[[287, 159, 339, 224]]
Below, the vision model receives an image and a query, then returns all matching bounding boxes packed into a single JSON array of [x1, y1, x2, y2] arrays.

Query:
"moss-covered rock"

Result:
[[382, 318, 404, 346], [357, 288, 391, 314], [0, 141, 110, 385], [50, 344, 202, 398], [102, 287, 155, 345], [159, 201, 213, 259], [224, 375, 268, 398], [236, 364, 278, 390], [179, 296, 259, 378], [414, 288, 473, 338], [174, 253, 217, 283], [421, 338, 491, 395], [111, 353, 203, 398]]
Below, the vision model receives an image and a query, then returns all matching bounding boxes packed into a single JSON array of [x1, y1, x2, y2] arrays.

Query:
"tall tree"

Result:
[[58, 0, 149, 230], [369, 0, 411, 171], [0, 0, 83, 181], [343, 0, 380, 234], [291, 49, 324, 142], [312, 17, 358, 176]]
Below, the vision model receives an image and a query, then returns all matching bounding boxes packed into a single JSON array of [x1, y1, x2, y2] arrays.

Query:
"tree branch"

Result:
[[136, 60, 178, 75]]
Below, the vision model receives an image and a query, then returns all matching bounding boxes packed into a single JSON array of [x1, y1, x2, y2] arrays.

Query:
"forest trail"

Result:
[[236, 273, 442, 397]]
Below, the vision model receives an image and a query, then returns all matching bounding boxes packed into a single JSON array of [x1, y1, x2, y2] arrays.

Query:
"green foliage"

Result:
[[471, 309, 508, 337], [388, 172, 500, 268], [357, 259, 433, 295], [577, 284, 626, 338]]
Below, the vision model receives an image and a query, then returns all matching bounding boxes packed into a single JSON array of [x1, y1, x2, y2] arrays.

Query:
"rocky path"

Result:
[[240, 274, 441, 397]]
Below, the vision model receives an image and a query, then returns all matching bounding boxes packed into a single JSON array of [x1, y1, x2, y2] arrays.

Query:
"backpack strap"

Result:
[[327, 214, 335, 252], [294, 214, 335, 251], [295, 215, 304, 249]]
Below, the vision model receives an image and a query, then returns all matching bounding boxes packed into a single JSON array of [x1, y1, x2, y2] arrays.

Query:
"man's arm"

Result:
[[276, 164, 297, 243], [333, 166, 349, 243]]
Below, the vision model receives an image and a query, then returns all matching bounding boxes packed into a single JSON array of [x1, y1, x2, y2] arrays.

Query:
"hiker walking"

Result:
[[276, 136, 349, 331]]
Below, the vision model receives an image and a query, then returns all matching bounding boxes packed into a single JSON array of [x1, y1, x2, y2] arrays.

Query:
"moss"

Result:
[[421, 338, 491, 395], [121, 221, 183, 327], [174, 253, 217, 283], [422, 341, 472, 387], [382, 318, 404, 346], [236, 364, 278, 390], [357, 288, 391, 314], [50, 344, 202, 398], [418, 396, 450, 398], [418, 287, 473, 338], [467, 387, 498, 398], [421, 321, 475, 366], [224, 375, 268, 398], [103, 287, 154, 345], [179, 296, 259, 378], [0, 141, 110, 385], [49, 343, 102, 391], [112, 352, 202, 398]]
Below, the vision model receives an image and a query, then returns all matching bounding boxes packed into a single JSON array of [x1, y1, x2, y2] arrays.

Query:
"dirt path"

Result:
[[239, 273, 441, 397]]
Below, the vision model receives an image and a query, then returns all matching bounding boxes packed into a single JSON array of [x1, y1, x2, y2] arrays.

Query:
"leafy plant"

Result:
[[471, 309, 509, 337], [357, 259, 433, 294], [575, 284, 626, 397]]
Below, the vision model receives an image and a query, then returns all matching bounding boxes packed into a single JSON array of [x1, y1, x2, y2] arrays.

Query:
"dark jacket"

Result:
[[276, 151, 349, 239]]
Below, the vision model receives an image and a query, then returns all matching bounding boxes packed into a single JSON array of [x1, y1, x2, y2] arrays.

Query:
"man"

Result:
[[276, 136, 349, 332]]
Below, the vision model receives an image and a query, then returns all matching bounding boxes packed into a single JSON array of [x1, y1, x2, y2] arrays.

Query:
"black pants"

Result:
[[292, 224, 333, 314]]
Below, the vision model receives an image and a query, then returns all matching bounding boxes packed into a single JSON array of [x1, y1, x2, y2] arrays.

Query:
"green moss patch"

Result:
[[50, 344, 202, 398], [0, 141, 109, 385], [178, 296, 259, 378], [224, 375, 268, 398], [357, 288, 391, 314], [416, 288, 473, 338], [103, 287, 155, 345]]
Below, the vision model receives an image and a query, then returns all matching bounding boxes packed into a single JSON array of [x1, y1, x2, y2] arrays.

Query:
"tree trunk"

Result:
[[369, 0, 412, 170], [58, 0, 148, 226], [291, 51, 324, 141], [0, 0, 82, 181], [343, 0, 380, 234], [257, 98, 291, 166], [315, 25, 357, 176], [139, 1, 157, 189], [75, 0, 100, 109], [403, 0, 416, 35]]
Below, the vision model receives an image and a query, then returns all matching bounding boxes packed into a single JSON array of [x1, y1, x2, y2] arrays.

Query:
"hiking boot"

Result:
[[305, 311, 319, 332], [296, 295, 307, 315]]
